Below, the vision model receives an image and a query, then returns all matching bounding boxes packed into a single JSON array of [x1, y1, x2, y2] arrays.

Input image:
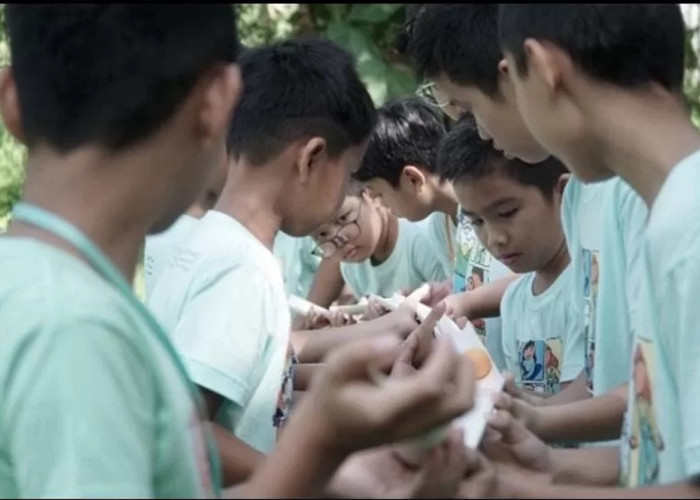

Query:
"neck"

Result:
[[214, 160, 283, 249], [583, 84, 700, 207], [371, 207, 398, 264], [533, 238, 569, 295], [7, 147, 160, 280], [432, 181, 459, 222]]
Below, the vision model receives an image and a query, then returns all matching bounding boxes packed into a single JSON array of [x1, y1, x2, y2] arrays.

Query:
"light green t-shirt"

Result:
[[148, 210, 292, 454], [0, 238, 216, 498], [620, 149, 700, 487], [341, 217, 449, 299], [594, 178, 647, 395], [560, 177, 609, 394], [418, 211, 456, 278], [144, 213, 198, 299], [501, 265, 584, 396], [273, 233, 321, 298]]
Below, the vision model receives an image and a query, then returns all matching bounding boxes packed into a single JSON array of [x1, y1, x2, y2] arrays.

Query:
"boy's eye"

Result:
[[470, 218, 484, 227], [499, 208, 518, 219]]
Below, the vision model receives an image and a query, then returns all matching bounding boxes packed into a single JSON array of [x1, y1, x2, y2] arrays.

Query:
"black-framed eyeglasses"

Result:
[[311, 200, 363, 259], [416, 82, 451, 110]]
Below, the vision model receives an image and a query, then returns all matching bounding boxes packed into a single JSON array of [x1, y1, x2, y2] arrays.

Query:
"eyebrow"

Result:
[[461, 197, 518, 217]]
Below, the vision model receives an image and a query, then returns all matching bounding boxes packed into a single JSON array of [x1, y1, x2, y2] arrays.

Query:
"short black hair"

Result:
[[353, 97, 446, 187], [404, 4, 503, 98], [498, 4, 685, 93], [437, 116, 567, 200], [227, 37, 377, 166], [5, 5, 239, 153]]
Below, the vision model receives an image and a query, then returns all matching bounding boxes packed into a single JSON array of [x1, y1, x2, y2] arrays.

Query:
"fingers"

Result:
[[411, 303, 444, 366], [493, 391, 514, 412], [486, 409, 530, 446], [324, 334, 403, 383], [455, 316, 469, 329]]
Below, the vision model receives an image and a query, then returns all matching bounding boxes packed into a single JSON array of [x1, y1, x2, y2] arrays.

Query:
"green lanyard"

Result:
[[11, 202, 222, 496]]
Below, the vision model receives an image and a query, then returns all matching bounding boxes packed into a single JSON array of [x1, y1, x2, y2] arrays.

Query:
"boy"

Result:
[[0, 6, 477, 499], [438, 119, 585, 402], [310, 178, 448, 300], [354, 96, 515, 369], [144, 152, 229, 298], [479, 3, 700, 496], [403, 2, 636, 443]]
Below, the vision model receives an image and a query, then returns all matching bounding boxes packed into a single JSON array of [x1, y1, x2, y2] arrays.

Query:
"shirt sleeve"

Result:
[[669, 256, 700, 476], [499, 279, 520, 377], [412, 229, 450, 284], [4, 319, 156, 498], [171, 263, 275, 409], [561, 297, 586, 383]]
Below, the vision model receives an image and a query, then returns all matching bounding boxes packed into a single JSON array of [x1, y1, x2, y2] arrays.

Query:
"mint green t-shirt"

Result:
[[560, 177, 609, 394], [418, 211, 456, 278], [148, 210, 292, 455], [594, 178, 647, 396], [273, 233, 321, 298], [501, 265, 584, 396], [620, 149, 700, 487], [0, 238, 216, 498], [341, 217, 449, 299]]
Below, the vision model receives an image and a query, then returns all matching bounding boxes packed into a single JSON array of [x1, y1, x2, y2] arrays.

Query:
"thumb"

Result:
[[486, 409, 531, 446], [324, 334, 403, 383]]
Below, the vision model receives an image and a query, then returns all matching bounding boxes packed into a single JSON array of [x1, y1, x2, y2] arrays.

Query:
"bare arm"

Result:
[[510, 477, 700, 499], [306, 258, 345, 309], [533, 387, 626, 443], [541, 370, 590, 406], [292, 310, 416, 363], [293, 363, 321, 391], [550, 446, 620, 486], [200, 387, 266, 486], [446, 274, 520, 319]]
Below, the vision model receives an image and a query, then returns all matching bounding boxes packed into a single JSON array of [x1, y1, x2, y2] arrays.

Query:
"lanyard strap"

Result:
[[11, 202, 222, 494]]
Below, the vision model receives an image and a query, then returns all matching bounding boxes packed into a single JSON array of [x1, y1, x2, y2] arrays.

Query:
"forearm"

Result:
[[240, 403, 346, 498], [306, 259, 345, 309], [513, 479, 700, 499], [542, 371, 589, 406], [534, 391, 626, 443], [455, 274, 519, 319], [293, 316, 396, 363], [212, 423, 266, 486], [294, 363, 321, 391], [550, 446, 620, 486]]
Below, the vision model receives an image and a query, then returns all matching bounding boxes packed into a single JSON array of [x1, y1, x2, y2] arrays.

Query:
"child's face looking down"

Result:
[[455, 172, 565, 274], [431, 67, 550, 165], [310, 192, 384, 263], [363, 168, 435, 222]]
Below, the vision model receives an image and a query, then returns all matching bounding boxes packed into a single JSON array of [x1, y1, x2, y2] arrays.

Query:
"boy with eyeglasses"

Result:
[[310, 179, 448, 300]]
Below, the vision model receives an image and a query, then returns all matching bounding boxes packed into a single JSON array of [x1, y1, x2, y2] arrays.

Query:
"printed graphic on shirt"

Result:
[[453, 212, 489, 344], [582, 249, 600, 392], [621, 340, 664, 488], [517, 338, 563, 396], [273, 342, 296, 435]]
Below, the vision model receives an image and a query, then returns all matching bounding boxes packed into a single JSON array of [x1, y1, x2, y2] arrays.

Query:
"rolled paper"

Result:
[[288, 295, 330, 319]]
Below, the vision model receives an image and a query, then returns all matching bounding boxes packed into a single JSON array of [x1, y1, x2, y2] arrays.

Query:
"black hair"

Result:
[[227, 36, 377, 166], [353, 97, 446, 187], [5, 5, 239, 153], [404, 4, 504, 98], [437, 116, 567, 201], [498, 4, 685, 93]]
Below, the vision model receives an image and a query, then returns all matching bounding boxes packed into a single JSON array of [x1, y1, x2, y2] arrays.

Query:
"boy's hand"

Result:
[[481, 409, 551, 474], [493, 391, 541, 434], [457, 449, 497, 499], [400, 280, 452, 307], [502, 373, 546, 408], [363, 297, 390, 321], [440, 292, 470, 321], [302, 325, 475, 453], [300, 309, 332, 330]]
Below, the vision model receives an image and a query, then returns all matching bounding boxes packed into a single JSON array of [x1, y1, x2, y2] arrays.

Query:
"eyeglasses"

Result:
[[416, 82, 451, 110], [311, 200, 363, 259]]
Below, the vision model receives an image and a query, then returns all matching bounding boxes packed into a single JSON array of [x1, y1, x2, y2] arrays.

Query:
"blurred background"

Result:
[[1, 3, 699, 232]]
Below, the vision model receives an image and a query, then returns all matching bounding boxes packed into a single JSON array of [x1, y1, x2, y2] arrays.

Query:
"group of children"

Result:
[[0, 3, 698, 498]]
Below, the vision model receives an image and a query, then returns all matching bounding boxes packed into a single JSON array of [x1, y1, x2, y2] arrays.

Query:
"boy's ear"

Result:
[[196, 64, 242, 148], [497, 57, 509, 77], [0, 67, 25, 145], [556, 172, 570, 199], [523, 38, 564, 93], [297, 136, 327, 184], [400, 165, 427, 192]]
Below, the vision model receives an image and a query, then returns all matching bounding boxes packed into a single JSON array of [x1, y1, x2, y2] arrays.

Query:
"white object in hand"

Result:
[[288, 295, 331, 319]]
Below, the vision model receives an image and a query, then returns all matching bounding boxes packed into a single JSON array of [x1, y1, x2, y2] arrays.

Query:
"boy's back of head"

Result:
[[498, 4, 685, 94], [226, 37, 377, 236], [437, 117, 566, 200], [6, 5, 240, 153], [354, 97, 446, 187]]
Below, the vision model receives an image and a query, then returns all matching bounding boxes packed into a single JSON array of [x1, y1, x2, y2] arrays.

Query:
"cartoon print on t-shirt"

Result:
[[583, 249, 600, 392], [273, 342, 296, 437], [627, 340, 664, 487], [518, 338, 564, 396]]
